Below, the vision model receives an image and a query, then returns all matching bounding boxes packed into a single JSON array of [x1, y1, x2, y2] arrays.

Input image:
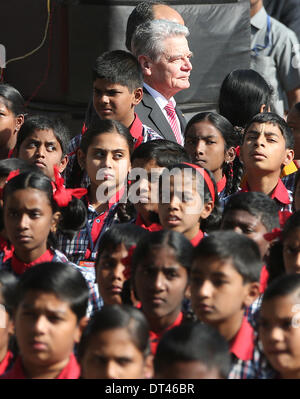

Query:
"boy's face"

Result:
[[155, 360, 223, 379], [259, 292, 300, 378], [134, 246, 189, 323], [14, 291, 82, 371], [93, 79, 142, 128], [17, 129, 68, 180], [0, 293, 14, 360], [221, 209, 269, 259], [81, 327, 152, 379], [283, 228, 300, 275], [240, 122, 294, 174], [96, 244, 128, 305], [190, 256, 257, 326]]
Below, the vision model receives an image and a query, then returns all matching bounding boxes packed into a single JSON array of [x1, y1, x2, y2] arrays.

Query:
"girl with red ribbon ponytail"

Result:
[[0, 170, 87, 277], [158, 163, 221, 246]]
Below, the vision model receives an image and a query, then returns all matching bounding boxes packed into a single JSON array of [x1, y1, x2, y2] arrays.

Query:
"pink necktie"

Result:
[[164, 101, 182, 145]]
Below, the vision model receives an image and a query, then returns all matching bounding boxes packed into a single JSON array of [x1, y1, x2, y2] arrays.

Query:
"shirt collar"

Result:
[[149, 312, 183, 353], [135, 213, 162, 232], [143, 83, 176, 111], [229, 316, 255, 361], [129, 113, 143, 140], [241, 179, 290, 205], [251, 6, 267, 30], [190, 230, 204, 247], [217, 175, 227, 194], [11, 249, 54, 276]]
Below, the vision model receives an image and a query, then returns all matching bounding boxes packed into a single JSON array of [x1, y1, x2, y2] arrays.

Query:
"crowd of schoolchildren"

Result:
[[1, 30, 300, 381]]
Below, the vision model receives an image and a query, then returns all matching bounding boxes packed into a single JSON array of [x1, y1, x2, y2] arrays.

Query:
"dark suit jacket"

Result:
[[135, 88, 187, 143]]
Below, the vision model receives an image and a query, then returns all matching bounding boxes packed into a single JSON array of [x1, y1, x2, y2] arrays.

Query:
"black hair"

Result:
[[159, 163, 222, 232], [131, 139, 190, 166], [125, 1, 166, 51], [222, 192, 280, 232], [267, 210, 300, 283], [184, 112, 244, 196], [15, 262, 89, 320], [78, 304, 151, 360], [3, 170, 87, 242], [69, 119, 133, 189], [96, 224, 149, 265], [15, 115, 70, 157], [192, 231, 262, 283], [0, 158, 41, 231], [262, 273, 300, 303], [131, 230, 193, 285], [92, 50, 143, 92], [0, 83, 25, 116], [218, 69, 274, 128], [154, 321, 231, 378], [244, 112, 294, 150], [0, 270, 18, 318]]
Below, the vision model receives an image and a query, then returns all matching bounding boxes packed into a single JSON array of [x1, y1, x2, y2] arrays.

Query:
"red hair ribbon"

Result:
[[182, 162, 215, 204], [0, 169, 20, 199], [122, 245, 136, 280], [264, 228, 282, 242], [52, 166, 87, 207], [235, 146, 240, 158]]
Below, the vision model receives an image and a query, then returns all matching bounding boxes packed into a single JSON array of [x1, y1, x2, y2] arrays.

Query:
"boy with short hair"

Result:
[[1, 262, 89, 379], [66, 50, 161, 188], [240, 112, 294, 212], [190, 231, 270, 379], [154, 322, 231, 379]]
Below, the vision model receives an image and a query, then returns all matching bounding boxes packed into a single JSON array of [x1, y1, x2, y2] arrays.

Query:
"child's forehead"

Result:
[[192, 255, 239, 276], [19, 290, 71, 311], [93, 78, 131, 93], [224, 208, 261, 224], [246, 122, 283, 136], [27, 129, 62, 144]]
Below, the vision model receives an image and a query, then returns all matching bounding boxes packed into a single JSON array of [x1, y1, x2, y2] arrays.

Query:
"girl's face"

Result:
[[80, 327, 152, 379], [96, 243, 128, 305], [0, 99, 23, 153], [18, 129, 68, 179], [259, 293, 300, 378], [4, 188, 60, 261], [283, 228, 300, 274], [134, 245, 189, 323], [78, 132, 131, 195], [158, 173, 212, 240], [184, 120, 230, 182]]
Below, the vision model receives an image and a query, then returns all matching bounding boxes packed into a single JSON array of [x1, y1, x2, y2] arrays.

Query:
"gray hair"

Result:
[[131, 19, 189, 62]]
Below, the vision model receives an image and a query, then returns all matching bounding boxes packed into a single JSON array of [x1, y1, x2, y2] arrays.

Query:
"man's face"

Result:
[[142, 35, 192, 99]]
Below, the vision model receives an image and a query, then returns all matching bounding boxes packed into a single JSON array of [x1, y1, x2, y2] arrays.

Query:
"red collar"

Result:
[[11, 249, 54, 276], [0, 351, 14, 376], [190, 230, 204, 247], [135, 214, 162, 232], [229, 316, 255, 361], [0, 236, 13, 263], [129, 113, 143, 140], [241, 179, 290, 205], [216, 175, 227, 193], [149, 312, 183, 354], [1, 354, 80, 379], [259, 265, 269, 294]]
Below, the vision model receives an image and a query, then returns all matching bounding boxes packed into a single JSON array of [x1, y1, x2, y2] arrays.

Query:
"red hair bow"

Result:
[[52, 166, 87, 207], [122, 245, 136, 280], [264, 228, 282, 242], [235, 146, 240, 158], [0, 169, 20, 199]]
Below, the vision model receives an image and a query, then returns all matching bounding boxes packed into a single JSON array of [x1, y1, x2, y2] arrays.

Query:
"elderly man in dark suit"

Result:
[[131, 20, 192, 144]]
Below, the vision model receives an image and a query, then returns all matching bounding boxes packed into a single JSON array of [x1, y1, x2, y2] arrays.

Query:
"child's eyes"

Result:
[[113, 153, 124, 160], [47, 145, 57, 151]]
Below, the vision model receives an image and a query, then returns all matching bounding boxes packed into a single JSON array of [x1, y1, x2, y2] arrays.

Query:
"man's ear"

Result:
[[58, 155, 69, 174], [282, 148, 294, 166], [243, 282, 260, 308], [143, 354, 154, 379], [77, 149, 86, 170], [15, 114, 24, 134], [138, 55, 152, 76], [200, 200, 214, 220], [224, 146, 236, 163], [51, 211, 61, 233], [74, 316, 89, 344], [133, 87, 143, 106]]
